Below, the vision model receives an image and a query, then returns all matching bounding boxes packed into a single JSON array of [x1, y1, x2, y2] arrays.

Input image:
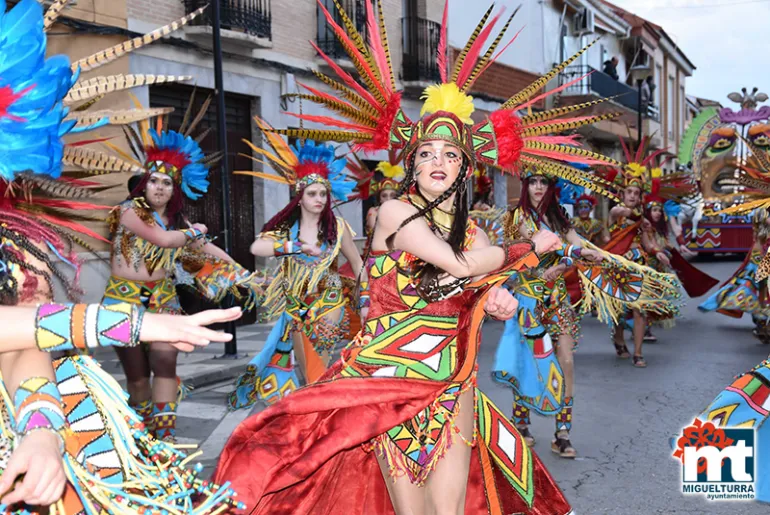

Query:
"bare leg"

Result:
[[632, 310, 647, 367], [291, 331, 307, 384], [424, 389, 474, 515], [612, 322, 629, 358], [555, 335, 574, 399], [376, 454, 427, 515]]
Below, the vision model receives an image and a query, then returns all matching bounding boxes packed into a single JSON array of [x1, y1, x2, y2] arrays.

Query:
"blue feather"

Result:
[[291, 140, 354, 202], [148, 128, 211, 200]]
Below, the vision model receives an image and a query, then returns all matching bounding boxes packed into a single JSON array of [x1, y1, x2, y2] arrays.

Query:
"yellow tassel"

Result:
[[420, 83, 475, 124]]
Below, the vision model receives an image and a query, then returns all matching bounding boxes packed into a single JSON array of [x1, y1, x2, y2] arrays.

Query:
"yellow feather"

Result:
[[420, 83, 475, 124], [375, 162, 404, 179], [241, 142, 291, 170], [651, 167, 663, 179], [101, 141, 142, 166], [252, 117, 298, 167]]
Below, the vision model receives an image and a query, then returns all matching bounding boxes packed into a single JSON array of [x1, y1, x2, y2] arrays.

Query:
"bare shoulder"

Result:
[[377, 199, 418, 231]]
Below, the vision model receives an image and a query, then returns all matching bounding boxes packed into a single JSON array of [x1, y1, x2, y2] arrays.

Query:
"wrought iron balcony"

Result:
[[317, 0, 366, 60], [183, 0, 271, 40], [402, 15, 441, 83]]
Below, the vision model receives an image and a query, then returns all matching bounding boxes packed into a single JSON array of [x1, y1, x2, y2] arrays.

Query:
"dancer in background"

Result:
[[572, 193, 608, 245], [470, 166, 507, 245], [213, 0, 630, 511], [227, 118, 363, 410], [0, 0, 243, 512], [104, 98, 260, 442], [363, 150, 405, 235]]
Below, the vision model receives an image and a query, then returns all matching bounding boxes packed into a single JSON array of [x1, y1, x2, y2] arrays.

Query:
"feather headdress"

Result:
[[272, 0, 620, 190], [236, 116, 355, 202], [0, 0, 199, 302]]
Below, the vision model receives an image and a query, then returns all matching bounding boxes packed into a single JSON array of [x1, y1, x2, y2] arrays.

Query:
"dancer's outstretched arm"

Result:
[[0, 305, 242, 354]]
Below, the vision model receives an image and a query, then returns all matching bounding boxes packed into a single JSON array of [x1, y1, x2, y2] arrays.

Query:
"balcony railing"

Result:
[[560, 65, 655, 114], [402, 16, 441, 83], [317, 0, 367, 60], [183, 0, 271, 40]]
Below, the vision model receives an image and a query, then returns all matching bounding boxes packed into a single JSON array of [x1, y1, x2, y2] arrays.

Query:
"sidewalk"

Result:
[[92, 323, 273, 389]]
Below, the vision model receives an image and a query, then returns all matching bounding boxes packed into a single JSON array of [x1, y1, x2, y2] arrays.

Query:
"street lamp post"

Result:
[[211, 0, 239, 357], [636, 78, 644, 149]]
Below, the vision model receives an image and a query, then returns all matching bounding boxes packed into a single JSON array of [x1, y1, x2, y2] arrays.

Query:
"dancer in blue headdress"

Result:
[[227, 117, 365, 410]]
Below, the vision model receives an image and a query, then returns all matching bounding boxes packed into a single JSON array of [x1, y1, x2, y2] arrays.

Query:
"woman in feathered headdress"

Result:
[[0, 0, 246, 512], [102, 93, 263, 442], [226, 117, 363, 410], [210, 0, 640, 512]]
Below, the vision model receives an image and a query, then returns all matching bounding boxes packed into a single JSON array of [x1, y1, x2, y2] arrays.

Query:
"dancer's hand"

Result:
[[580, 248, 604, 263], [542, 263, 567, 282], [301, 243, 322, 257], [641, 219, 652, 231], [484, 286, 518, 320], [656, 251, 671, 267], [191, 223, 208, 235], [531, 230, 561, 255], [0, 431, 66, 507], [679, 244, 695, 257], [140, 307, 242, 352]]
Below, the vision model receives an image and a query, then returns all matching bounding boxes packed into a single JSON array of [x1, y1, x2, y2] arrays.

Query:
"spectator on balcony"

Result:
[[641, 76, 655, 113], [602, 56, 619, 80]]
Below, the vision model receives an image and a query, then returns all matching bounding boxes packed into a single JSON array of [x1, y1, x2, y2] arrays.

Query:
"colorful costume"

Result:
[[228, 122, 358, 409], [571, 194, 604, 244], [699, 160, 770, 340], [103, 95, 261, 439], [0, 1, 240, 512], [211, 0, 640, 511]]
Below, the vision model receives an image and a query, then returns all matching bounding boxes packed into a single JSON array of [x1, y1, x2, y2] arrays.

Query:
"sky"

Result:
[[607, 0, 770, 105]]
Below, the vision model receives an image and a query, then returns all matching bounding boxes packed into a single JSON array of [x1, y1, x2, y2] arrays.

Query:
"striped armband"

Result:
[[557, 244, 582, 260], [13, 378, 67, 454], [273, 239, 303, 256], [559, 256, 575, 268], [35, 303, 144, 352], [182, 227, 205, 242], [359, 281, 370, 309]]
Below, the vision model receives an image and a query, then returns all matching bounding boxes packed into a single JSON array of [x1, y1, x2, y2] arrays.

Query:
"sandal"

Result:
[[551, 431, 577, 459], [643, 329, 658, 343], [613, 339, 630, 359], [517, 426, 536, 447], [633, 355, 647, 368]]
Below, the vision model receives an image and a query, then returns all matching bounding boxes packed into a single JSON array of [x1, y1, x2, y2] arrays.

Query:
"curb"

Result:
[[185, 361, 252, 389]]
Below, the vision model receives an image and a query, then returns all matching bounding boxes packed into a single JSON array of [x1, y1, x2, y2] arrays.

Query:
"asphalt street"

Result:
[[179, 258, 769, 514]]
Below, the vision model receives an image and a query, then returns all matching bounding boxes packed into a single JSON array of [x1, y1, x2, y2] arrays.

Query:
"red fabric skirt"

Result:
[[213, 367, 572, 515]]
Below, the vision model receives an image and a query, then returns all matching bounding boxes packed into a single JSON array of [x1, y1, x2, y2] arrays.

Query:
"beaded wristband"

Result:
[[13, 377, 67, 454], [182, 227, 205, 242], [556, 244, 582, 259], [359, 281, 371, 309], [559, 256, 575, 268], [502, 240, 536, 267], [273, 239, 304, 256], [35, 302, 144, 352]]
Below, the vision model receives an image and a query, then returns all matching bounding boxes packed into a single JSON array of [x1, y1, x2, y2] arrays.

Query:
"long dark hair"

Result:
[[261, 186, 338, 244], [375, 152, 470, 293], [644, 204, 667, 236], [518, 176, 570, 233], [130, 173, 186, 229]]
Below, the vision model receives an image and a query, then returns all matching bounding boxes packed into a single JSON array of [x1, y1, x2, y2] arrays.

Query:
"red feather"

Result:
[[36, 199, 110, 210], [366, 0, 390, 91], [618, 135, 633, 164], [488, 109, 524, 172], [36, 213, 109, 243], [352, 92, 403, 153], [315, 1, 388, 101], [467, 25, 524, 91], [309, 40, 379, 109], [518, 71, 592, 111], [298, 81, 360, 111], [437, 0, 449, 83], [525, 135, 582, 146], [524, 147, 609, 166], [68, 136, 114, 147], [455, 12, 503, 88], [0, 85, 33, 122], [145, 148, 191, 171], [283, 112, 372, 132]]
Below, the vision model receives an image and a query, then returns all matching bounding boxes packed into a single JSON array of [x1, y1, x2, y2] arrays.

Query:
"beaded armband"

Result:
[[35, 303, 144, 352], [182, 227, 205, 242], [13, 377, 67, 454], [359, 281, 370, 310], [502, 240, 536, 267], [273, 239, 304, 256]]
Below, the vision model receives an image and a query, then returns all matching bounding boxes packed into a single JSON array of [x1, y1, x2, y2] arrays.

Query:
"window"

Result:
[[655, 64, 662, 107], [680, 84, 686, 137]]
